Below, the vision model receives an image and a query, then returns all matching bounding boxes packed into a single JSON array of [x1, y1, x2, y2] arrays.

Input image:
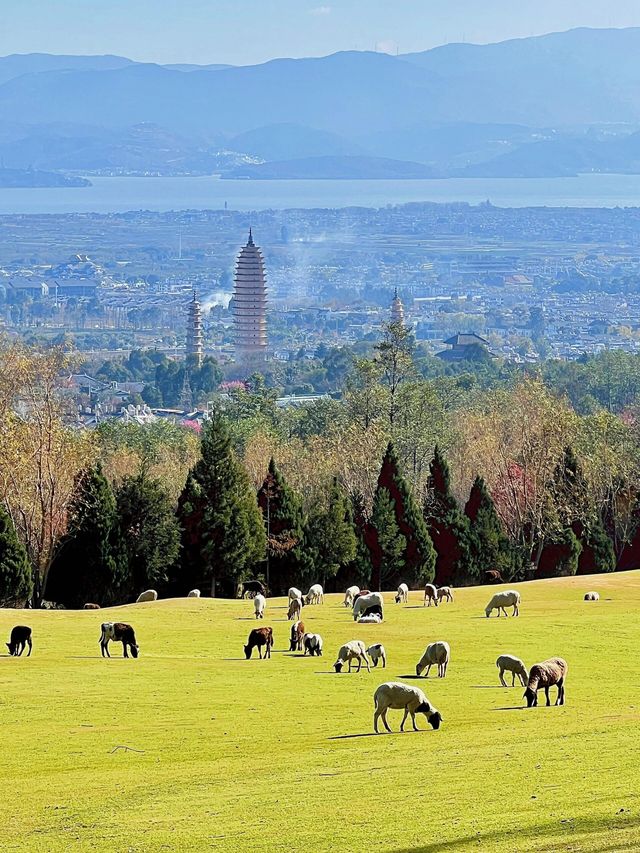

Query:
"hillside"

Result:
[[225, 154, 439, 179], [2, 572, 640, 851]]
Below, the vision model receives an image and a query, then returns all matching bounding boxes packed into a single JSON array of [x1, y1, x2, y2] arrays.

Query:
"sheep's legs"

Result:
[[511, 672, 516, 687], [499, 671, 507, 687], [400, 709, 409, 731], [544, 686, 550, 706]]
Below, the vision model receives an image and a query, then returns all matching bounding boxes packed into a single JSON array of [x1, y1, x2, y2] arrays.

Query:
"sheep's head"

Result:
[[130, 645, 139, 658], [523, 687, 537, 707], [415, 663, 423, 677], [243, 644, 251, 659], [485, 608, 491, 618], [428, 711, 442, 730], [394, 595, 401, 603], [6, 642, 14, 654], [333, 661, 343, 673]]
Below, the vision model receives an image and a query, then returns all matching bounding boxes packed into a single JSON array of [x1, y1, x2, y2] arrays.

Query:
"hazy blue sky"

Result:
[[2, 0, 640, 65]]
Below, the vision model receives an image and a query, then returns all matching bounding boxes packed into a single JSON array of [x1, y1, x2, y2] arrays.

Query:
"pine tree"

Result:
[[257, 458, 305, 595], [305, 478, 357, 586], [556, 528, 583, 576], [116, 474, 181, 598], [177, 412, 265, 597], [371, 487, 406, 589], [465, 476, 521, 580], [46, 464, 123, 607], [350, 491, 374, 588], [372, 442, 435, 589], [424, 445, 474, 585], [578, 517, 616, 574], [0, 504, 32, 607]]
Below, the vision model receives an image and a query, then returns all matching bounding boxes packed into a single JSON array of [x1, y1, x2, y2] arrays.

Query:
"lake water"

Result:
[[0, 174, 640, 214]]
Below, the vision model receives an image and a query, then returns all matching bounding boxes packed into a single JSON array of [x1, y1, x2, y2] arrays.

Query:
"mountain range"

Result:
[[2, 29, 640, 179]]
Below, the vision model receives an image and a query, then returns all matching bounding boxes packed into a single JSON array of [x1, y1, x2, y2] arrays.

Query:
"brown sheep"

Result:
[[289, 620, 305, 652], [244, 627, 273, 660], [524, 657, 568, 707], [99, 622, 139, 658], [83, 603, 100, 610]]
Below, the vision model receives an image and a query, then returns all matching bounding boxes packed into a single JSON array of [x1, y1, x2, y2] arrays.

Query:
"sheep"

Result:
[[524, 657, 568, 707], [244, 627, 274, 660], [496, 654, 528, 687], [303, 633, 323, 656], [288, 587, 303, 602], [416, 641, 450, 678], [239, 580, 266, 599], [83, 603, 100, 610], [333, 640, 371, 673], [287, 597, 302, 621], [187, 589, 201, 598], [395, 583, 409, 604], [584, 591, 600, 601], [254, 593, 266, 619], [485, 570, 504, 584], [344, 585, 360, 607], [485, 590, 520, 618], [358, 614, 382, 624], [423, 584, 439, 607], [6, 625, 32, 656], [367, 643, 386, 668], [437, 586, 454, 603], [136, 589, 158, 603], [289, 620, 305, 651], [99, 622, 139, 658], [373, 682, 442, 733], [352, 592, 384, 622], [305, 583, 324, 605]]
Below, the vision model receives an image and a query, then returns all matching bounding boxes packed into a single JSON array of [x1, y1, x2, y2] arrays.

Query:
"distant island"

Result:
[[223, 155, 440, 180], [0, 168, 91, 188]]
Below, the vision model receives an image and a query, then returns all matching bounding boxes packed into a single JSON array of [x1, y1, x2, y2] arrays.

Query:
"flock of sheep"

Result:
[[4, 579, 599, 730]]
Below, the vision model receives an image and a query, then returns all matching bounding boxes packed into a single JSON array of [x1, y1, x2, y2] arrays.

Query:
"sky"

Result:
[[2, 0, 640, 65]]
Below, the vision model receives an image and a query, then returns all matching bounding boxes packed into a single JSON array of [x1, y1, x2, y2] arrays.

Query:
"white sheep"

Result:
[[416, 641, 450, 678], [366, 643, 386, 668], [352, 591, 384, 621], [305, 583, 324, 605], [344, 585, 360, 607], [423, 583, 438, 607], [395, 583, 409, 604], [485, 590, 520, 618], [333, 640, 371, 673], [187, 589, 201, 598], [136, 589, 158, 603], [373, 682, 442, 733], [288, 587, 302, 602], [496, 654, 528, 687], [358, 614, 382, 624], [437, 586, 454, 603], [303, 633, 323, 656], [254, 593, 266, 619], [584, 591, 600, 601]]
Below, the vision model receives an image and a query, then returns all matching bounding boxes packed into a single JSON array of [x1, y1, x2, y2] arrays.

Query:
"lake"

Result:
[[0, 174, 640, 214]]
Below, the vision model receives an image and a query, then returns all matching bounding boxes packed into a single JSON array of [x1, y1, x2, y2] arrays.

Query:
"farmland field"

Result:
[[2, 572, 640, 852]]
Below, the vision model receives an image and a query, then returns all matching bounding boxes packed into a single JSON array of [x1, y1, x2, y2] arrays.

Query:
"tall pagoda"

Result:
[[390, 288, 405, 325], [186, 290, 203, 367], [233, 229, 268, 361]]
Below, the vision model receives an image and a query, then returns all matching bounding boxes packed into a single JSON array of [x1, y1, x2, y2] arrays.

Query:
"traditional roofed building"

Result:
[[436, 332, 494, 362], [390, 288, 405, 325], [233, 229, 268, 361], [186, 290, 203, 367]]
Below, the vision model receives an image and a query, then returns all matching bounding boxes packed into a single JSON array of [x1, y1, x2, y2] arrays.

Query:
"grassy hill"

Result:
[[2, 572, 640, 851]]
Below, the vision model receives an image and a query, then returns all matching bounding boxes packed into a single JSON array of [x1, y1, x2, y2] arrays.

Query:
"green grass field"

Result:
[[2, 572, 640, 852]]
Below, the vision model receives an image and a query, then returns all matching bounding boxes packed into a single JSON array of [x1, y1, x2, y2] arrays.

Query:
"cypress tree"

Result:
[[465, 476, 520, 580], [116, 474, 181, 598], [578, 518, 616, 574], [424, 445, 474, 585], [305, 478, 357, 586], [257, 458, 305, 595], [0, 505, 32, 607], [46, 464, 122, 607], [372, 442, 435, 589], [177, 412, 265, 597], [371, 487, 406, 590], [350, 491, 374, 588]]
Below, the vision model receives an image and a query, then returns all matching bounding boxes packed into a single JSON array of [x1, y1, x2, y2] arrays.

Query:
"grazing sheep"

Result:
[[485, 570, 504, 584], [239, 580, 266, 599], [244, 627, 274, 660], [136, 589, 158, 604], [361, 604, 383, 620], [584, 591, 600, 601], [6, 625, 32, 656], [305, 583, 324, 605], [485, 590, 520, 618], [344, 585, 360, 607], [287, 597, 302, 621], [99, 622, 139, 658], [83, 603, 100, 610], [437, 586, 454, 603], [187, 589, 201, 598], [496, 654, 528, 687], [524, 657, 568, 707], [254, 593, 266, 619], [359, 614, 382, 624], [373, 682, 442, 733], [352, 592, 384, 622], [303, 633, 323, 656], [367, 643, 386, 668], [395, 583, 409, 604], [288, 587, 303, 602], [423, 584, 439, 607], [333, 640, 371, 673], [289, 620, 305, 651], [416, 641, 450, 678]]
